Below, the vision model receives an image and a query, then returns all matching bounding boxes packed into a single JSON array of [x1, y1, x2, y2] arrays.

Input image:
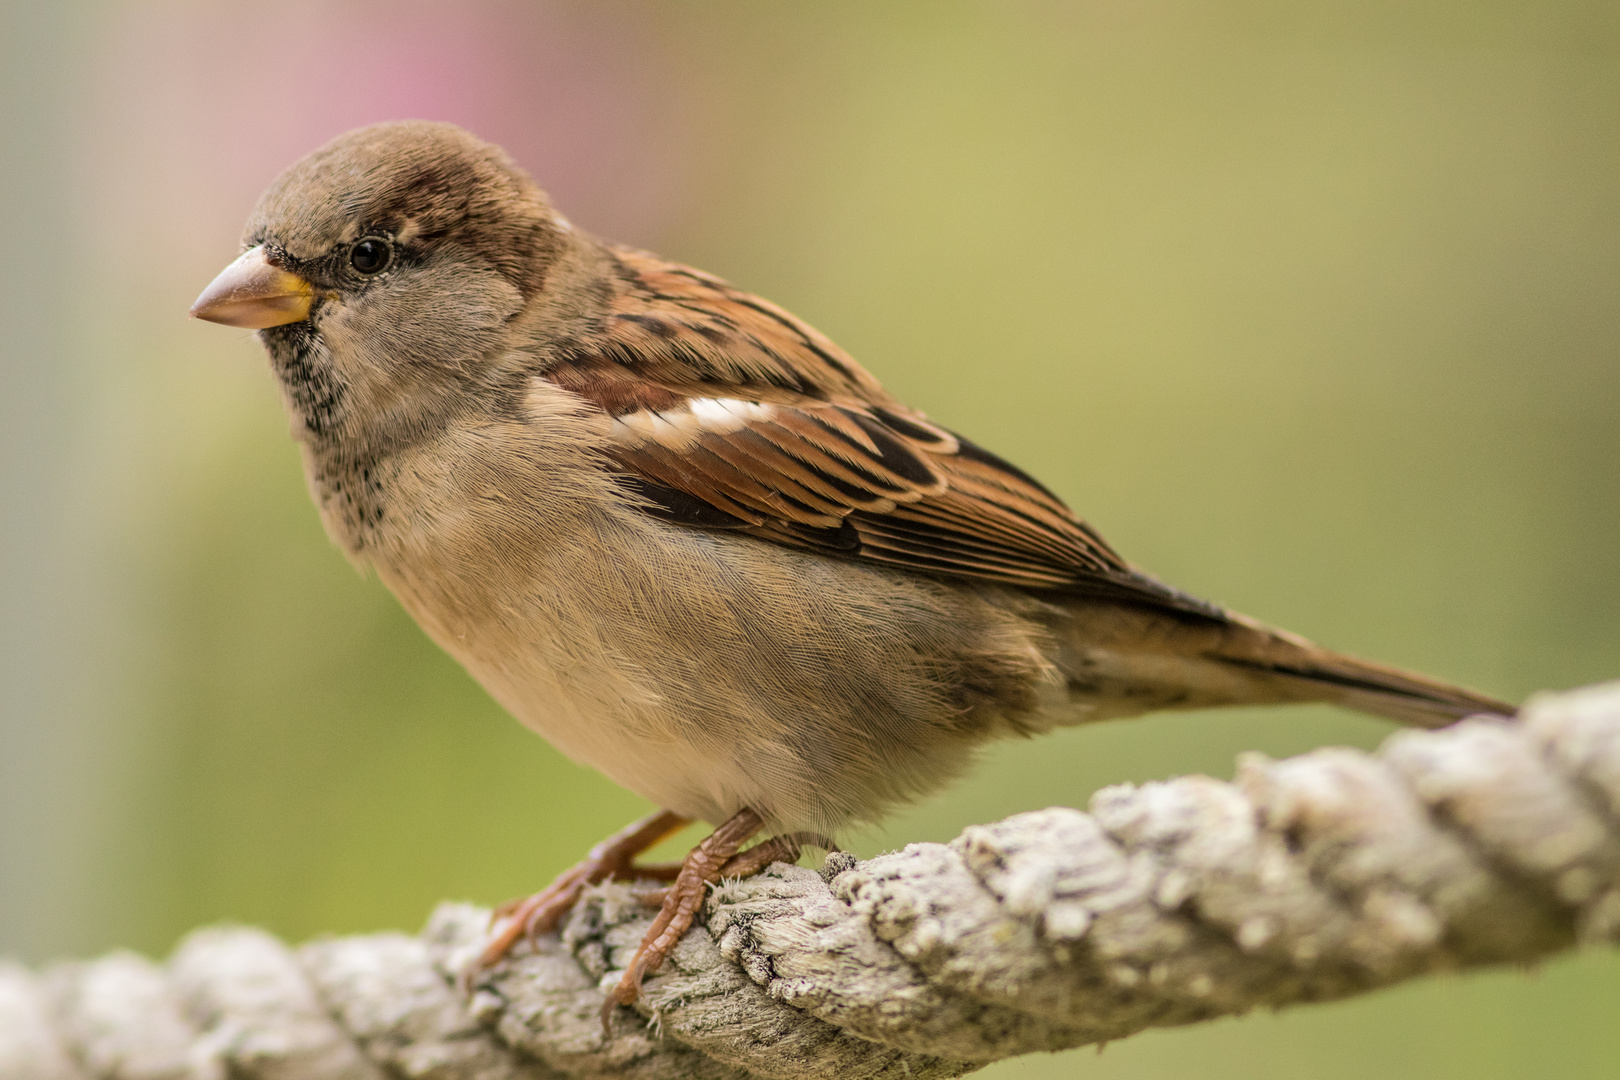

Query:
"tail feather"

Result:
[[1052, 599, 1516, 729], [1213, 613, 1516, 728]]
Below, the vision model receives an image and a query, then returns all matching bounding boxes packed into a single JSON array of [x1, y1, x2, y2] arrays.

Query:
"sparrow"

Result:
[[190, 121, 1514, 1022]]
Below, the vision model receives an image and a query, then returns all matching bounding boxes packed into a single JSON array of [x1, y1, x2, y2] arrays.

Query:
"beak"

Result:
[[190, 245, 314, 328]]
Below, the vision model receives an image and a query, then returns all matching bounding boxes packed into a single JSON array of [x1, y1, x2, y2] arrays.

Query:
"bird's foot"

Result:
[[600, 812, 833, 1030], [471, 808, 692, 985]]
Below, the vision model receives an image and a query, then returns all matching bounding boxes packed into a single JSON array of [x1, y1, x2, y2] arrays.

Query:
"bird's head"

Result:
[[191, 121, 571, 449]]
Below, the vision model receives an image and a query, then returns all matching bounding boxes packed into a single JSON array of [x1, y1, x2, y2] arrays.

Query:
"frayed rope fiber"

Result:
[[5, 681, 1620, 1080]]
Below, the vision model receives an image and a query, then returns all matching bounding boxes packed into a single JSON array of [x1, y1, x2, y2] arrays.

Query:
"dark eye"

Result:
[[349, 238, 392, 275]]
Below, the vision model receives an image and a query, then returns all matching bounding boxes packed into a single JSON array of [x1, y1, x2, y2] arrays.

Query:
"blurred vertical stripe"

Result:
[[0, 0, 99, 961]]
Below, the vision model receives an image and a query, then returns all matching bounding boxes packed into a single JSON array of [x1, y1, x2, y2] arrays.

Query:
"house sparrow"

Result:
[[190, 121, 1513, 1020]]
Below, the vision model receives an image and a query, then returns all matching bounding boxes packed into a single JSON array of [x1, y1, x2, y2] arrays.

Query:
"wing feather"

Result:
[[543, 245, 1220, 618]]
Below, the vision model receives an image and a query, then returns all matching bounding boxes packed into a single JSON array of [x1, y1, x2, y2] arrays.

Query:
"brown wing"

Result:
[[545, 246, 1220, 616]]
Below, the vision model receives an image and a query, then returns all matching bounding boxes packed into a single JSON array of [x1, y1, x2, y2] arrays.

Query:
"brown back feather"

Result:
[[540, 247, 1220, 619]]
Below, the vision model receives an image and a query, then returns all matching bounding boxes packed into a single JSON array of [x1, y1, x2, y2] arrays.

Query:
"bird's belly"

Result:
[[458, 640, 756, 825], [381, 564, 749, 823], [369, 480, 1063, 832]]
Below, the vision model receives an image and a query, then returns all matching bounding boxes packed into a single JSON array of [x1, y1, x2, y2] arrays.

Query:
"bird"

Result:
[[189, 120, 1514, 1023]]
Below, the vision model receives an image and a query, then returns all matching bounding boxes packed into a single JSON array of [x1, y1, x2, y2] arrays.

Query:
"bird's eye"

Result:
[[349, 238, 392, 275]]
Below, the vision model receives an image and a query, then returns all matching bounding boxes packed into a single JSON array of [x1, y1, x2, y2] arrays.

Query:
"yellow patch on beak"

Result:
[[190, 245, 314, 328]]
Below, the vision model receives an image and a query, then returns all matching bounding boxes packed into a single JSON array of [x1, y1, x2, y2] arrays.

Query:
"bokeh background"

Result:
[[3, 2, 1618, 1077]]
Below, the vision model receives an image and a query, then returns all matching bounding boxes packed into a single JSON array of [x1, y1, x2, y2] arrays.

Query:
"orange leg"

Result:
[[626, 832, 829, 908], [476, 809, 691, 972], [600, 813, 835, 1028]]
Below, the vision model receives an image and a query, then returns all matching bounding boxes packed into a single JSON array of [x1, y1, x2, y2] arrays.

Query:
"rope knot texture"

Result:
[[3, 680, 1618, 1079]]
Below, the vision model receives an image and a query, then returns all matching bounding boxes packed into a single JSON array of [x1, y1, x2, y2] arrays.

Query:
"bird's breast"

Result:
[[314, 415, 1069, 832]]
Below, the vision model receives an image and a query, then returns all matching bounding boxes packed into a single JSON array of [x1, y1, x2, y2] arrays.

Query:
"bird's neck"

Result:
[[292, 372, 613, 571], [259, 322, 497, 556]]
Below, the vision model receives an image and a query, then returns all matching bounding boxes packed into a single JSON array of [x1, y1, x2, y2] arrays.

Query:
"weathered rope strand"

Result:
[[4, 681, 1618, 1080]]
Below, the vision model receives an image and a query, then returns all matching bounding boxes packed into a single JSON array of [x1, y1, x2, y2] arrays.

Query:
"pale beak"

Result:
[[189, 245, 314, 328]]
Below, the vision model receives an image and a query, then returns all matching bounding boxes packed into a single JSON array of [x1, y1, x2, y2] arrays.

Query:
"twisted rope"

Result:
[[4, 681, 1618, 1080]]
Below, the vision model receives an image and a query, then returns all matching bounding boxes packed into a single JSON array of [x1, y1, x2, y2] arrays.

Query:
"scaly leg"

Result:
[[627, 831, 832, 908], [601, 812, 836, 1027], [476, 809, 691, 972]]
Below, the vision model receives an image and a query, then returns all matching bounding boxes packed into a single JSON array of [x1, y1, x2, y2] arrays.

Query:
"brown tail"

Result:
[[1056, 599, 1516, 729], [1211, 612, 1516, 728]]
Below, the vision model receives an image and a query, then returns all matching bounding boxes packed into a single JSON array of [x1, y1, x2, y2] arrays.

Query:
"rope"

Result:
[[4, 680, 1618, 1080]]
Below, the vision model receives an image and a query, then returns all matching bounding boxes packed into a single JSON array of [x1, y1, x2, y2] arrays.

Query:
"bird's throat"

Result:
[[262, 322, 349, 441]]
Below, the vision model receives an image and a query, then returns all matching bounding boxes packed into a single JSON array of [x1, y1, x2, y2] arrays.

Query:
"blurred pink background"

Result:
[[3, 4, 1618, 1078]]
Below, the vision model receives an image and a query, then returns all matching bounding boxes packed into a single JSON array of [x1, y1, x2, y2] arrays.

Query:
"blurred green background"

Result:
[[2, 2, 1618, 1077]]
